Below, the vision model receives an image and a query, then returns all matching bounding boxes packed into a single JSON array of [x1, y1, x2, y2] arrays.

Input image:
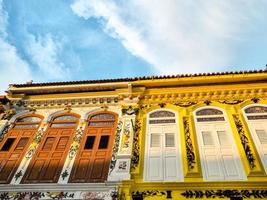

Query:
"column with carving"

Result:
[[108, 105, 138, 181]]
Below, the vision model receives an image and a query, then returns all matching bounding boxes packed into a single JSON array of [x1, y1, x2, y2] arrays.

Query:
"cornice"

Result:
[[139, 88, 267, 105], [10, 96, 120, 109]]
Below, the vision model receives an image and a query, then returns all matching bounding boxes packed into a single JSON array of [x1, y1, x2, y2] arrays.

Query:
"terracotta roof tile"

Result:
[[10, 69, 267, 88]]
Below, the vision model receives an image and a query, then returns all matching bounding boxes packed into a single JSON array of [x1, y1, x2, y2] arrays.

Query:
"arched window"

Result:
[[22, 113, 80, 183], [69, 111, 117, 183], [243, 105, 267, 172], [50, 114, 79, 128], [13, 116, 42, 128], [0, 114, 43, 184], [194, 107, 245, 181], [144, 109, 183, 182], [88, 113, 115, 127]]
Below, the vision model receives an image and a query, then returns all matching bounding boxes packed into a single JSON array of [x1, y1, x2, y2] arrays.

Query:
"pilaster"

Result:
[[108, 99, 139, 181]]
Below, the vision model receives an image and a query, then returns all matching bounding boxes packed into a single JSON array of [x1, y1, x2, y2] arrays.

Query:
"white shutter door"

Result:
[[147, 126, 163, 181], [216, 126, 244, 180], [252, 122, 267, 171], [199, 125, 224, 180], [163, 126, 179, 181]]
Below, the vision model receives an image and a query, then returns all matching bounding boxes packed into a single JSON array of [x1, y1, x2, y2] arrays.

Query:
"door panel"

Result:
[[197, 122, 245, 180], [249, 122, 267, 171], [23, 128, 74, 183], [148, 157, 162, 180], [146, 125, 180, 181], [0, 128, 36, 184], [69, 123, 116, 183]]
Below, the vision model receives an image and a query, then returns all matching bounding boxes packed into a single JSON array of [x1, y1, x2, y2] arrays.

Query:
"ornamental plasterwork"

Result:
[[0, 192, 75, 200], [109, 120, 123, 174], [233, 114, 256, 169], [0, 122, 12, 142], [132, 190, 172, 199], [120, 120, 131, 150], [82, 191, 117, 200], [181, 190, 267, 199], [218, 99, 244, 105], [183, 117, 196, 171], [140, 88, 266, 104], [68, 126, 85, 159], [121, 105, 139, 115], [25, 127, 46, 159], [1, 109, 16, 120], [11, 96, 119, 109], [131, 119, 141, 170], [174, 101, 197, 107]]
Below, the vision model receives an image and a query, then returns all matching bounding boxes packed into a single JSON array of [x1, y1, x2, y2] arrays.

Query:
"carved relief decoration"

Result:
[[174, 101, 197, 107], [140, 89, 266, 105], [233, 114, 256, 169], [11, 97, 119, 109], [82, 190, 118, 200], [68, 127, 85, 159], [122, 105, 139, 116], [0, 192, 75, 200], [181, 190, 267, 199], [25, 128, 45, 159], [183, 117, 196, 170], [131, 119, 141, 170], [109, 120, 123, 174], [132, 190, 172, 199], [218, 99, 243, 105], [1, 109, 16, 120], [0, 123, 12, 142], [121, 119, 132, 150]]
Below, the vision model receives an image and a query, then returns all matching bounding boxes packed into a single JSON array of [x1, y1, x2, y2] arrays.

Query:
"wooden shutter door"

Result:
[[23, 128, 74, 183], [69, 129, 97, 183], [69, 113, 116, 183], [250, 122, 267, 170], [89, 128, 113, 182], [0, 128, 36, 183], [216, 124, 244, 180], [199, 124, 224, 180], [163, 125, 179, 181], [146, 126, 163, 181]]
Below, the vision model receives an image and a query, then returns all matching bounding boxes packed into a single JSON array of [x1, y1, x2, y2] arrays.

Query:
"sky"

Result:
[[0, 0, 267, 94]]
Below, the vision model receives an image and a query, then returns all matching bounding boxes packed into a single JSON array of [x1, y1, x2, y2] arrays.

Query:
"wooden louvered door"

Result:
[[0, 128, 36, 183], [23, 128, 75, 183], [69, 112, 116, 183]]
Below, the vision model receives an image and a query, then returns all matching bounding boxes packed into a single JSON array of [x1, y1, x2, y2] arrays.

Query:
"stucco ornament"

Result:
[[109, 120, 123, 174]]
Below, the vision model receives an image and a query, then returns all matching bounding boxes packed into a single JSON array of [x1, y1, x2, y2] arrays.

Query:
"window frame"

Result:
[[193, 106, 246, 181], [242, 104, 267, 173], [144, 108, 183, 182]]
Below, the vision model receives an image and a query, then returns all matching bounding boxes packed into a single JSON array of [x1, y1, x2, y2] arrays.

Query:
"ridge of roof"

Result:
[[10, 69, 267, 88]]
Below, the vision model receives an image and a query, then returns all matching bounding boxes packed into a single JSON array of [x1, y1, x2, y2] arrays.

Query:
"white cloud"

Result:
[[26, 34, 70, 80], [71, 0, 267, 74], [0, 0, 32, 94]]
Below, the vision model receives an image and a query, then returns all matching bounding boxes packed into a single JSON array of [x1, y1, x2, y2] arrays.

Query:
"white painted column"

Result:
[[108, 105, 137, 181]]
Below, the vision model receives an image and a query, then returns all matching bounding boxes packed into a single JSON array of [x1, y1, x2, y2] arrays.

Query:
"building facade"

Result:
[[0, 70, 267, 200]]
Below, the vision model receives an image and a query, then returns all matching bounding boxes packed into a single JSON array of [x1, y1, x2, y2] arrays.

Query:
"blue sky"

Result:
[[0, 0, 267, 94]]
